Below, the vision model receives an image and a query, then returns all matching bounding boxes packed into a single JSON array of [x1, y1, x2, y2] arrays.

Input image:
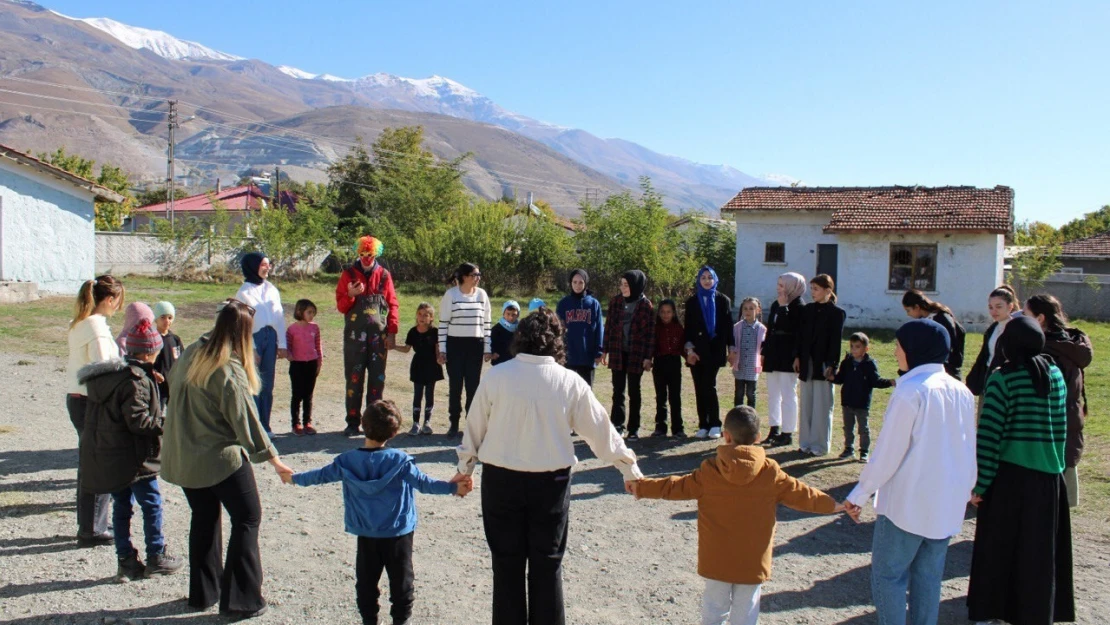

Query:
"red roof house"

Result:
[[130, 184, 296, 229]]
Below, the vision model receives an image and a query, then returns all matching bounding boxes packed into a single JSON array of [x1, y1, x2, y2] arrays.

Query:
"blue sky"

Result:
[[47, 0, 1110, 225]]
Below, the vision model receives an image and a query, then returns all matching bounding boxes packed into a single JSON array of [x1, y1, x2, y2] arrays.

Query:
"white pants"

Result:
[[799, 377, 834, 455], [764, 372, 798, 432], [702, 578, 761, 625]]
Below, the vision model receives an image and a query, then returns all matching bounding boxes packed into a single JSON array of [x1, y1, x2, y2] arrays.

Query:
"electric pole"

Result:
[[274, 166, 280, 209], [166, 100, 178, 230]]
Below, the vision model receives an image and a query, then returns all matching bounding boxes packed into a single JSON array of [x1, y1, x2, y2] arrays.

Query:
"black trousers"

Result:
[[652, 355, 683, 433], [289, 359, 319, 427], [610, 355, 642, 434], [690, 363, 722, 430], [446, 336, 484, 427], [412, 382, 436, 424], [734, 379, 757, 409], [481, 464, 571, 625], [566, 365, 594, 387], [67, 394, 110, 537], [181, 461, 265, 613], [356, 533, 415, 625]]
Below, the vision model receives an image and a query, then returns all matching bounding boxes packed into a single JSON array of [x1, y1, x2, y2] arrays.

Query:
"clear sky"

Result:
[[45, 0, 1110, 225]]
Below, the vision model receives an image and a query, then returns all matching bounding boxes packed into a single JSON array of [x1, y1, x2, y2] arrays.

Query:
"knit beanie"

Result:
[[528, 298, 546, 312], [152, 301, 176, 319], [116, 302, 155, 353], [125, 319, 163, 355]]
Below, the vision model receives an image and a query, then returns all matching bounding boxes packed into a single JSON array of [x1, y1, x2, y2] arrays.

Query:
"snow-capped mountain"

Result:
[[53, 13, 242, 61], [277, 66, 351, 82]]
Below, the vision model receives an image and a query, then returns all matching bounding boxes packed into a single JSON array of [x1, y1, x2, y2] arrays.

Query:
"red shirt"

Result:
[[655, 320, 685, 357], [335, 262, 400, 335]]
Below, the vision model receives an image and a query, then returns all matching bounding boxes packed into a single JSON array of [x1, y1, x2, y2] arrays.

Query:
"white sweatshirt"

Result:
[[235, 280, 287, 349], [438, 286, 492, 354]]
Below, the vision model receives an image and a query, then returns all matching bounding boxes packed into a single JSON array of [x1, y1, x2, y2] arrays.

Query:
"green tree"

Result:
[[135, 186, 189, 208], [240, 202, 339, 277], [1010, 219, 1063, 288], [510, 207, 578, 291], [38, 147, 135, 231], [1059, 205, 1110, 242]]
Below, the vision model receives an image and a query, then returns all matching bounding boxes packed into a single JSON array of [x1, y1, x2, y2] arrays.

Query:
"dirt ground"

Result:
[[2, 351, 1108, 625]]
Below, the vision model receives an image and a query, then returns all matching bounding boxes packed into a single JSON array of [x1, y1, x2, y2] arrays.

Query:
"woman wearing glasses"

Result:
[[234, 252, 286, 436], [335, 236, 400, 436], [437, 262, 493, 437], [162, 299, 294, 618]]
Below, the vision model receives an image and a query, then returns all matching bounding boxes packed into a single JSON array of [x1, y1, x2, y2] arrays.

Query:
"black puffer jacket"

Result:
[[762, 297, 804, 373], [77, 358, 164, 494], [795, 300, 846, 382], [1043, 328, 1093, 467]]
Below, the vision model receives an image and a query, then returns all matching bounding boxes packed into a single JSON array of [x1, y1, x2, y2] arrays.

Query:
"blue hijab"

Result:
[[895, 319, 951, 371], [696, 266, 719, 339], [499, 300, 520, 332]]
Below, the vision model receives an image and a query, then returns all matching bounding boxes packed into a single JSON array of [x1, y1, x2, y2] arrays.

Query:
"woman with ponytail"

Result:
[[795, 274, 845, 456], [67, 275, 124, 546], [967, 285, 1022, 397], [902, 289, 966, 379]]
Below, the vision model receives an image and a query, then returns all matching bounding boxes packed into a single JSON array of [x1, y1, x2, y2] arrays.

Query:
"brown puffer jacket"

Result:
[[1043, 328, 1093, 467], [77, 358, 163, 494]]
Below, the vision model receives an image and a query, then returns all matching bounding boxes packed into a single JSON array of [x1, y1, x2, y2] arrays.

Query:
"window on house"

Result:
[[889, 244, 937, 291], [764, 242, 785, 263]]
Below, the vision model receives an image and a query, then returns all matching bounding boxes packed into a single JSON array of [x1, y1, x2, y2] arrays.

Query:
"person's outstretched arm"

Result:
[[571, 385, 642, 482], [403, 461, 459, 496], [846, 388, 918, 508], [292, 458, 343, 487], [776, 469, 838, 513], [635, 467, 704, 501]]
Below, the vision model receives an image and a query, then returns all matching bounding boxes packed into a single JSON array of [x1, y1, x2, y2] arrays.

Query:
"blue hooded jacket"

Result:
[[292, 447, 457, 538]]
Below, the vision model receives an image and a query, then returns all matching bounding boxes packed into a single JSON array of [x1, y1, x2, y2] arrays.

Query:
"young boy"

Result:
[[151, 301, 183, 410], [831, 332, 894, 462], [77, 318, 184, 582], [632, 406, 842, 625], [284, 400, 472, 625]]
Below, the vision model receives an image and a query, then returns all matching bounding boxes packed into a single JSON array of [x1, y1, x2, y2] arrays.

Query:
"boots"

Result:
[[761, 426, 781, 446], [115, 551, 145, 583], [145, 551, 185, 577]]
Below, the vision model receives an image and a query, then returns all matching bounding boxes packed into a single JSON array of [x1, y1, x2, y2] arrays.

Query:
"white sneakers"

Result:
[[708, 427, 722, 439], [694, 428, 723, 439], [694, 429, 709, 439]]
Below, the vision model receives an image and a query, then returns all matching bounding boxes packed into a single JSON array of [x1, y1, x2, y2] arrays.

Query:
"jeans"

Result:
[[871, 515, 950, 625], [610, 356, 643, 433], [764, 372, 798, 432], [356, 533, 415, 625], [67, 395, 110, 537], [253, 327, 277, 433], [111, 476, 165, 559], [733, 379, 757, 409], [842, 406, 871, 453], [702, 578, 761, 625]]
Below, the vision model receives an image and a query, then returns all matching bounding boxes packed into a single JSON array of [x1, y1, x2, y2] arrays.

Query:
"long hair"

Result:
[[810, 274, 837, 304], [71, 275, 124, 329], [901, 289, 953, 316], [1025, 294, 1069, 333], [656, 298, 679, 325], [990, 285, 1019, 311], [446, 262, 479, 286], [511, 308, 566, 364], [185, 299, 260, 393]]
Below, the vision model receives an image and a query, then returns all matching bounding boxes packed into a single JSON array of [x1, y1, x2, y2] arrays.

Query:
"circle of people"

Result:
[[64, 233, 1088, 625]]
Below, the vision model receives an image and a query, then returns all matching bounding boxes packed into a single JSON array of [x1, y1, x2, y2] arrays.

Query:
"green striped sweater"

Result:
[[974, 366, 1067, 495]]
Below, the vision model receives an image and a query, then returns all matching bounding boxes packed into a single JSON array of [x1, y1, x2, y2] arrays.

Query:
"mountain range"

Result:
[[0, 0, 786, 214]]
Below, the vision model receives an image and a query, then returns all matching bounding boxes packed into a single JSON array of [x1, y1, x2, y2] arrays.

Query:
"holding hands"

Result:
[[841, 500, 862, 523], [450, 472, 475, 498], [625, 480, 640, 499]]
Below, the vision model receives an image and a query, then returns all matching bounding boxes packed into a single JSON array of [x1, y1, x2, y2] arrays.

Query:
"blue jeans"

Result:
[[871, 515, 950, 625], [111, 476, 165, 559], [253, 326, 277, 432]]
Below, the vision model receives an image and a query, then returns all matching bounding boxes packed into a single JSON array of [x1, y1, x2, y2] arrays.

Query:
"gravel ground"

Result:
[[2, 352, 1108, 625]]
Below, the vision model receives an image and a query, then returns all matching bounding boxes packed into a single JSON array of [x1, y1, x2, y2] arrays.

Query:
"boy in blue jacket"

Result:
[[555, 268, 604, 386], [285, 399, 472, 625], [831, 332, 894, 462]]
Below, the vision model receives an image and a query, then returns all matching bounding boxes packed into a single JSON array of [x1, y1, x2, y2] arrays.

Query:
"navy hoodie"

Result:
[[556, 291, 604, 368], [832, 353, 894, 410], [292, 446, 457, 538]]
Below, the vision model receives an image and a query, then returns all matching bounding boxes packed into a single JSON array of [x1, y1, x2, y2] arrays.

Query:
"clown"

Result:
[[335, 236, 400, 436]]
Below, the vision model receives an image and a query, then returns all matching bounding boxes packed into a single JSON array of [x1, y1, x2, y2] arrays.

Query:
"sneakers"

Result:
[[775, 433, 793, 447], [839, 448, 856, 459], [626, 432, 639, 441], [115, 552, 145, 583], [651, 428, 668, 438], [707, 427, 722, 439], [614, 424, 626, 435], [293, 425, 305, 436], [304, 424, 317, 435], [408, 423, 420, 436], [77, 531, 113, 548], [343, 425, 361, 437], [145, 551, 184, 577], [421, 423, 433, 435], [671, 430, 686, 438], [694, 429, 709, 439], [763, 426, 781, 443], [859, 451, 870, 463]]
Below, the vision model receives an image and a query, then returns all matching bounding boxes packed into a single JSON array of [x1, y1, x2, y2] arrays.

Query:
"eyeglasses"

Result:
[[470, 273, 482, 278], [218, 298, 256, 318]]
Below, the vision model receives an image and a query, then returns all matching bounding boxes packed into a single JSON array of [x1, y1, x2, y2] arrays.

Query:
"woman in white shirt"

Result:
[[67, 275, 124, 546], [234, 252, 287, 435], [455, 308, 642, 625], [437, 262, 492, 437]]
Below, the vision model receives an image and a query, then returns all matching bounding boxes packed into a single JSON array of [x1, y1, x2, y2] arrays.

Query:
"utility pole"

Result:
[[166, 100, 178, 230], [273, 166, 280, 209]]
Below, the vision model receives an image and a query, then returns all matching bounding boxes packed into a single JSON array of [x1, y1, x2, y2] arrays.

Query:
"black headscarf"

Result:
[[622, 270, 646, 303], [895, 319, 950, 371], [241, 252, 266, 285], [998, 316, 1053, 398], [568, 269, 589, 297]]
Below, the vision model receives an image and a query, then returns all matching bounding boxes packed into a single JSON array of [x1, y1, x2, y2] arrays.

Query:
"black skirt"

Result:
[[968, 461, 1075, 625]]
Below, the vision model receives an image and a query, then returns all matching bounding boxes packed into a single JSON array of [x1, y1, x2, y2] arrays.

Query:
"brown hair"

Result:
[[416, 302, 435, 317], [724, 405, 760, 445], [362, 399, 401, 442], [740, 296, 763, 320], [990, 284, 1019, 311], [849, 331, 870, 347], [511, 307, 566, 364], [185, 299, 260, 393], [1025, 294, 1069, 333], [810, 274, 837, 304], [71, 275, 124, 329], [901, 289, 953, 316], [446, 262, 479, 286], [293, 299, 317, 321]]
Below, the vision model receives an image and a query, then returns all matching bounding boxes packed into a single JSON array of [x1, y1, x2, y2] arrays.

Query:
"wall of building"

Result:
[[732, 211, 1005, 330], [95, 232, 326, 276], [1059, 257, 1110, 275], [0, 163, 96, 294]]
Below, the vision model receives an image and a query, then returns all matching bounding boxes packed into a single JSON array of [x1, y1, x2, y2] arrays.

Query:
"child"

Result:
[[115, 302, 154, 355], [761, 273, 806, 447], [284, 400, 471, 625], [732, 297, 766, 409], [286, 299, 323, 436], [795, 274, 846, 457], [602, 270, 655, 440], [393, 303, 444, 435], [652, 299, 685, 437], [528, 297, 546, 313], [77, 319, 184, 582], [684, 266, 735, 440], [632, 406, 842, 625], [831, 332, 893, 462], [151, 301, 183, 410], [555, 268, 604, 386], [490, 300, 520, 367]]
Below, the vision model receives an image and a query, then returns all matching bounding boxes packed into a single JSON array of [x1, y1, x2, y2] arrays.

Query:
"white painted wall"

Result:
[[0, 161, 97, 293], [733, 211, 1004, 330]]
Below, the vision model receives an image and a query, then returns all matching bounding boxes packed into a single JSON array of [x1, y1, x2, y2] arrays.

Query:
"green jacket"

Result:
[[161, 335, 276, 489]]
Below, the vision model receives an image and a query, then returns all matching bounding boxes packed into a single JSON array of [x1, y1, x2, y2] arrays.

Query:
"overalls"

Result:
[[344, 278, 389, 428]]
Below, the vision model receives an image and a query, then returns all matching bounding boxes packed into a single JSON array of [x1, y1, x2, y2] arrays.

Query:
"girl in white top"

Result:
[[437, 262, 492, 436], [66, 275, 124, 544], [234, 252, 286, 434]]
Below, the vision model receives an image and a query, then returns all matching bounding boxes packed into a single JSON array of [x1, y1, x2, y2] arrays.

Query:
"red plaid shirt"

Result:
[[603, 295, 655, 374]]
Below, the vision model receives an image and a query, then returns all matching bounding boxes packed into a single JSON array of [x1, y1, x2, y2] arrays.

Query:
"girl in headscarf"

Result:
[[556, 269, 604, 386], [683, 266, 735, 439], [968, 316, 1074, 625], [490, 300, 520, 366], [602, 270, 655, 439], [235, 252, 286, 436], [760, 272, 806, 447], [795, 274, 846, 456]]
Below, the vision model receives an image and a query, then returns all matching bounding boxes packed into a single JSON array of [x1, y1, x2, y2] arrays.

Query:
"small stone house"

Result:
[[1059, 232, 1110, 275], [722, 185, 1014, 329]]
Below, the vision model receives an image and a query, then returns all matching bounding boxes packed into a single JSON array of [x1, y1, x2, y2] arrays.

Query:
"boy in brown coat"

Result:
[[632, 405, 843, 625]]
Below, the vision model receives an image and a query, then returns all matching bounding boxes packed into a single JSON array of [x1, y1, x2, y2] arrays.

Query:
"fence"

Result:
[[95, 232, 326, 277], [1012, 272, 1110, 321]]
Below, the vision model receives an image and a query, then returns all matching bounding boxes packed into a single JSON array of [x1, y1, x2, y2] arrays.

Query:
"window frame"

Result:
[[764, 242, 786, 264], [888, 243, 938, 292]]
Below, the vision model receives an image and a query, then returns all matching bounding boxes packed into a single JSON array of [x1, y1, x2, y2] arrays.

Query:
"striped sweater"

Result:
[[438, 286, 492, 355], [974, 366, 1067, 494]]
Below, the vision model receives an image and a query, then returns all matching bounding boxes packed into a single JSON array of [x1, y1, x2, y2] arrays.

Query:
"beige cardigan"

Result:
[[67, 314, 118, 395]]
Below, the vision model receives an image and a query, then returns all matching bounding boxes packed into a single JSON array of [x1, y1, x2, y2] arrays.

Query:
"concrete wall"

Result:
[[1059, 257, 1110, 275], [0, 162, 97, 294], [733, 211, 1005, 330], [1013, 272, 1110, 321], [95, 232, 326, 276]]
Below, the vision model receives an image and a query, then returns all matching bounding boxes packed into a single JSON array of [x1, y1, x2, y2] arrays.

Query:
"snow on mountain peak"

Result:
[[278, 65, 318, 80], [55, 14, 243, 61]]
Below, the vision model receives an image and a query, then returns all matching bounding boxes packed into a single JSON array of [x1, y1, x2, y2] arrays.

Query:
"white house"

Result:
[[723, 185, 1014, 330], [0, 144, 125, 294]]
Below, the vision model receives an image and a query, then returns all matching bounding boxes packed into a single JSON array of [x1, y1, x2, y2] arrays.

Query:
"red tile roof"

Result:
[[135, 185, 295, 213], [721, 185, 1014, 234], [1061, 231, 1110, 258]]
